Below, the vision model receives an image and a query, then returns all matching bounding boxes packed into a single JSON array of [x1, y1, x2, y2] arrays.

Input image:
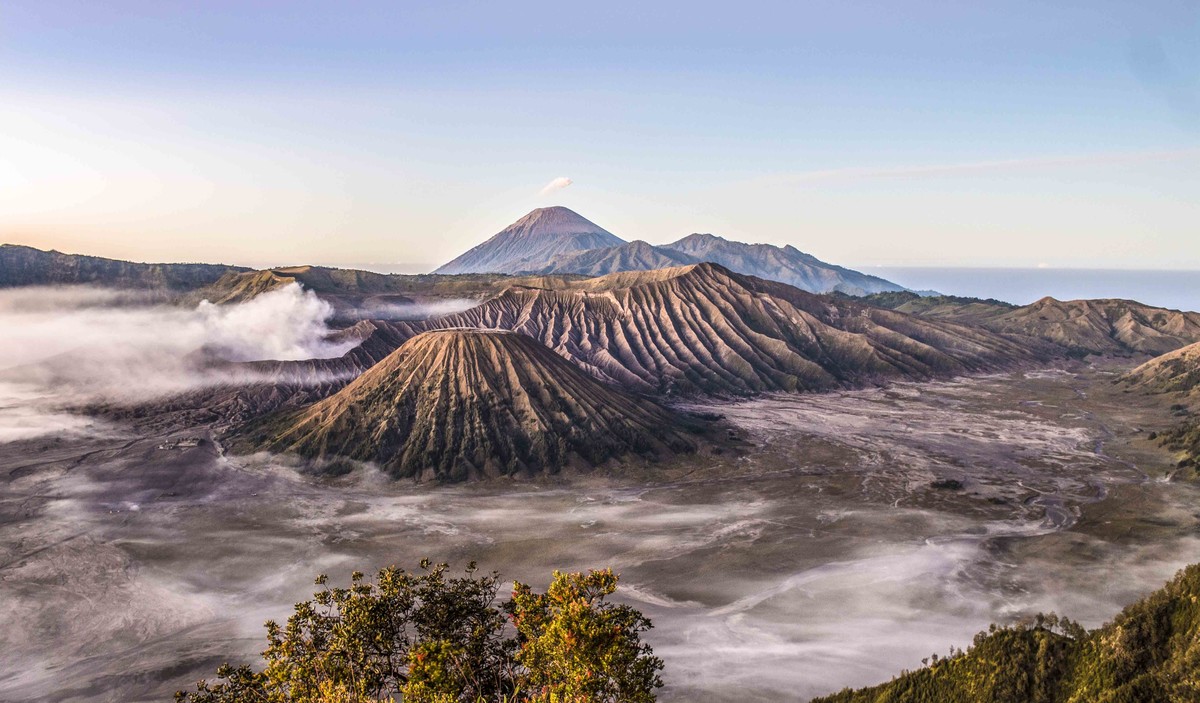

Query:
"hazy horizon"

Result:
[[10, 235, 1200, 311]]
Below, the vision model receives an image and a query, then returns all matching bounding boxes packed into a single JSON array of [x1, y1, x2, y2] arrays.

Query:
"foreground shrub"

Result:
[[175, 561, 663, 703]]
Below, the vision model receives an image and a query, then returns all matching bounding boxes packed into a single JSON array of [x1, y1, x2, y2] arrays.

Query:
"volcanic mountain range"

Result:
[[434, 206, 905, 295], [8, 207, 1200, 481], [409, 263, 1038, 396]]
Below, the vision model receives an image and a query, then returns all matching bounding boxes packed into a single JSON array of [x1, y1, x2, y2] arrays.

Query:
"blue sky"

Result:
[[0, 1, 1197, 269]]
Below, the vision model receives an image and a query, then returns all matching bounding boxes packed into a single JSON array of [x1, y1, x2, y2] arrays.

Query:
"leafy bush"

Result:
[[175, 561, 663, 703], [1158, 419, 1200, 477], [509, 569, 662, 703]]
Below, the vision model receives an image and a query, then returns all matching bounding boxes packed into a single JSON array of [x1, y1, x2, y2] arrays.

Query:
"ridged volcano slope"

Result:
[[525, 240, 699, 276], [245, 329, 704, 480], [856, 293, 1200, 357], [418, 263, 1039, 396], [980, 297, 1200, 357]]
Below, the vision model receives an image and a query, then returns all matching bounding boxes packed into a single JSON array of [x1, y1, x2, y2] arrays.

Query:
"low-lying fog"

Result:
[[0, 288, 1197, 702], [0, 284, 351, 441]]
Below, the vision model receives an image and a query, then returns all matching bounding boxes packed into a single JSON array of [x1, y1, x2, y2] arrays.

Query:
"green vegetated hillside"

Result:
[[847, 290, 1018, 320], [1159, 421, 1200, 479], [814, 563, 1200, 703], [1125, 342, 1200, 398], [1123, 342, 1200, 475]]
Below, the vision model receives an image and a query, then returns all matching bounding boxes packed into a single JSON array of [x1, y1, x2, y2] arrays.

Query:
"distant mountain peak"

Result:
[[432, 210, 906, 295], [433, 207, 624, 274], [507, 206, 602, 233], [675, 232, 725, 244], [659, 232, 905, 295]]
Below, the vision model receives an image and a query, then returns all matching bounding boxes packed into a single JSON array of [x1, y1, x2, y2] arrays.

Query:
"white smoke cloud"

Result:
[[341, 298, 477, 321], [538, 176, 573, 196], [0, 283, 359, 442], [195, 285, 355, 362]]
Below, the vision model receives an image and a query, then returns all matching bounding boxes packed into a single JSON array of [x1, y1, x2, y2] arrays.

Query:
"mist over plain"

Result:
[[0, 283, 352, 443], [0, 283, 1197, 702]]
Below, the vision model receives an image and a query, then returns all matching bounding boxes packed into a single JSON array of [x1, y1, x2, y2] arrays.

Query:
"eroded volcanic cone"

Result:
[[244, 329, 705, 480]]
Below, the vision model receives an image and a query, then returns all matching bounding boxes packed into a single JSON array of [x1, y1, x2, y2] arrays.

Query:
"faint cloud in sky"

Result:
[[538, 176, 573, 196]]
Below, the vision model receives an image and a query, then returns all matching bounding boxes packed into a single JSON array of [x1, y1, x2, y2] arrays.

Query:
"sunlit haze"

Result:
[[1, 1, 1197, 270]]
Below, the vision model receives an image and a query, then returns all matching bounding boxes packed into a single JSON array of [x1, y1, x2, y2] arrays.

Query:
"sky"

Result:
[[0, 1, 1197, 271]]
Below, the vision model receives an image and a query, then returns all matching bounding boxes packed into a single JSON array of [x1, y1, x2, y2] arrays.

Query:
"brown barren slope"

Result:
[[419, 263, 1040, 396], [243, 329, 706, 480], [861, 292, 1200, 356]]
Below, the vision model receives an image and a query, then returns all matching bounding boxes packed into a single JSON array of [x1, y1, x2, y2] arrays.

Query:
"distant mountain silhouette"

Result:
[[0, 244, 246, 290], [434, 208, 907, 294], [657, 233, 904, 295]]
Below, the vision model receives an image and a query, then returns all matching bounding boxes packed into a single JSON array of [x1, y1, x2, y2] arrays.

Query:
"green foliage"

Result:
[[508, 569, 664, 703], [175, 562, 662, 703], [813, 564, 1200, 703], [1159, 419, 1200, 475], [836, 289, 1017, 311]]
